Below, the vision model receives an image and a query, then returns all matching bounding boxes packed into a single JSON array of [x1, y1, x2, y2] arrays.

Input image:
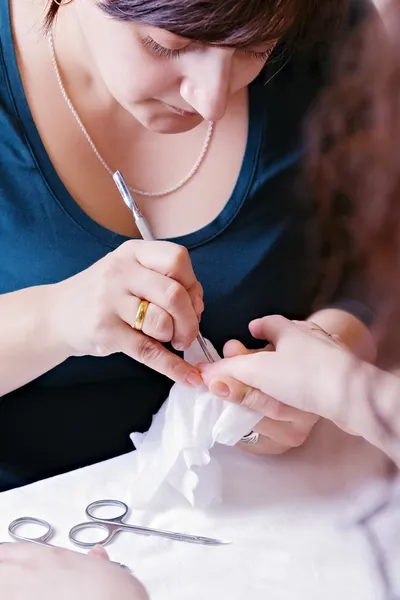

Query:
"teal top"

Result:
[[0, 0, 374, 490]]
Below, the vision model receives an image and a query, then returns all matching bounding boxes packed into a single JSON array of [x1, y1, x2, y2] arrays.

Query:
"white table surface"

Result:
[[0, 420, 398, 600]]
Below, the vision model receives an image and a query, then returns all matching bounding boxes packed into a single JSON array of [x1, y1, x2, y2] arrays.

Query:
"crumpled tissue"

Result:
[[130, 339, 263, 509]]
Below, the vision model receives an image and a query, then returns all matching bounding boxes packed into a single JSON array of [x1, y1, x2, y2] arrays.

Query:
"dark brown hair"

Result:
[[308, 2, 400, 369], [45, 0, 348, 48]]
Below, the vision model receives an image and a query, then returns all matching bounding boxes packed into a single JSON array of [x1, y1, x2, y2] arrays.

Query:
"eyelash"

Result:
[[246, 48, 275, 62], [142, 37, 274, 62]]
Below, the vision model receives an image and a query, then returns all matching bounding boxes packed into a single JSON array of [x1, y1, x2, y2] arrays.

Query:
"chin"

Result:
[[120, 96, 203, 134], [151, 121, 202, 134], [130, 104, 202, 134], [142, 114, 203, 134]]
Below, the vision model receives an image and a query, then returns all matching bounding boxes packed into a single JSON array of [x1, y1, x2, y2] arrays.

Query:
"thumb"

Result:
[[249, 315, 294, 344], [223, 339, 253, 358]]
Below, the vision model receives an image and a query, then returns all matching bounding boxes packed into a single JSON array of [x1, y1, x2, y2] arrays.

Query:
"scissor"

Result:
[[113, 170, 215, 364], [7, 514, 130, 570], [67, 499, 230, 548]]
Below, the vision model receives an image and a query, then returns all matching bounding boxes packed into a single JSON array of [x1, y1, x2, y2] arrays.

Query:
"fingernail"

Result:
[[173, 343, 186, 352], [193, 295, 204, 314], [209, 380, 230, 398], [186, 371, 203, 388]]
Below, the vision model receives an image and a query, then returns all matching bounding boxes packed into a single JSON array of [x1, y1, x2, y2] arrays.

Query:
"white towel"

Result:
[[130, 339, 263, 508]]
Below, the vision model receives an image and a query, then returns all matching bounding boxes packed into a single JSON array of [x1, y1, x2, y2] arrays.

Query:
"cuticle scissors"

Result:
[[68, 499, 230, 547], [7, 499, 230, 551]]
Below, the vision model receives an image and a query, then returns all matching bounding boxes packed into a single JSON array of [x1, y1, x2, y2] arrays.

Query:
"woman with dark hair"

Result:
[[0, 0, 376, 490], [200, 1, 400, 466]]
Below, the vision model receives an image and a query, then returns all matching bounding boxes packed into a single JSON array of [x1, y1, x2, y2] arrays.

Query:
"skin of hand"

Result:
[[215, 336, 320, 455], [0, 542, 149, 600], [199, 316, 362, 446], [50, 240, 204, 388], [199, 315, 400, 464], [305, 308, 377, 363]]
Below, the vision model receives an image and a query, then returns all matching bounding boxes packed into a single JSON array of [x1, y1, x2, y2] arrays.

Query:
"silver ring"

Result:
[[240, 431, 260, 445]]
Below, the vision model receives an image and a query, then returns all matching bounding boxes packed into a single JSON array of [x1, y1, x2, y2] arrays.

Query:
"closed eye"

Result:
[[142, 36, 276, 63], [142, 36, 187, 59], [242, 46, 276, 62]]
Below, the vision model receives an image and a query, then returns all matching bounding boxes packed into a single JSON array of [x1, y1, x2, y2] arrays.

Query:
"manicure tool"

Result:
[[8, 500, 229, 552], [113, 170, 215, 364], [67, 499, 230, 547], [7, 514, 129, 570]]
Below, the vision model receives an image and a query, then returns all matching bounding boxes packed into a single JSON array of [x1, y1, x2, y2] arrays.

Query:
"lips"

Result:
[[163, 102, 198, 117]]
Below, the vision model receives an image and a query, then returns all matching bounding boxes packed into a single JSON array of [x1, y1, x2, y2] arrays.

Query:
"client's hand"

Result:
[[203, 323, 321, 455], [200, 316, 353, 442], [0, 542, 149, 600]]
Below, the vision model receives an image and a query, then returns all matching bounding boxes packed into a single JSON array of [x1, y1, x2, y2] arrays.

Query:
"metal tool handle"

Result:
[[85, 499, 129, 523], [113, 170, 214, 363], [68, 521, 119, 549], [69, 499, 129, 549], [135, 215, 156, 242], [196, 333, 214, 363], [134, 211, 214, 362], [8, 517, 53, 546]]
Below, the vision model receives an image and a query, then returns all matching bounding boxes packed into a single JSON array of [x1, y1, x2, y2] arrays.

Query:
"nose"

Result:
[[180, 50, 233, 122]]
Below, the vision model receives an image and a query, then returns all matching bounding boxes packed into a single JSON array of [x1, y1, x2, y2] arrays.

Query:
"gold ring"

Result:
[[53, 0, 75, 6], [134, 300, 149, 331]]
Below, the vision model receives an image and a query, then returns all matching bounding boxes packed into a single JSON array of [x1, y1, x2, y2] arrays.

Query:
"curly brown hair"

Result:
[[309, 15, 400, 581], [308, 2, 400, 369]]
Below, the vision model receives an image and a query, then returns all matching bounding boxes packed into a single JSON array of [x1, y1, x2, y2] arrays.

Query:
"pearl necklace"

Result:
[[48, 32, 214, 197]]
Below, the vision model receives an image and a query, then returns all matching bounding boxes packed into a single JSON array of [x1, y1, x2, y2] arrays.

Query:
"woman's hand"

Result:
[[199, 316, 353, 451], [0, 542, 148, 600], [50, 240, 204, 387]]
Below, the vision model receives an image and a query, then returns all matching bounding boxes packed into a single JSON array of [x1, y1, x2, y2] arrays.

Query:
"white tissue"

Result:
[[130, 339, 263, 508]]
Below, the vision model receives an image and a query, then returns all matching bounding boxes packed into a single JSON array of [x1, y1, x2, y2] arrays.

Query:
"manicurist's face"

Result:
[[74, 0, 277, 133]]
